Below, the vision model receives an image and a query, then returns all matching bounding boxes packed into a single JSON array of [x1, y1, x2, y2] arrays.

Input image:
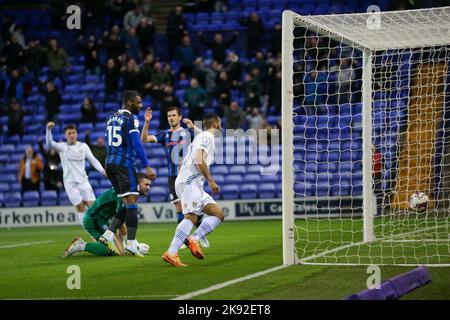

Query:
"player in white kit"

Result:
[[162, 113, 225, 267], [46, 122, 106, 224]]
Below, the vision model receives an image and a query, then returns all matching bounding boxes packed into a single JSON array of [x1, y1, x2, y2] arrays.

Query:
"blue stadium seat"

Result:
[[0, 192, 3, 207], [247, 165, 261, 174], [0, 183, 9, 193], [261, 174, 280, 183], [211, 165, 228, 175], [3, 174, 17, 183], [227, 174, 243, 184], [221, 184, 240, 200], [4, 192, 21, 207], [41, 190, 58, 206], [229, 165, 247, 175], [240, 184, 257, 199], [78, 123, 94, 132], [22, 191, 40, 206], [151, 186, 168, 202], [259, 183, 276, 198], [58, 191, 72, 206], [1, 144, 15, 154], [245, 173, 261, 184]]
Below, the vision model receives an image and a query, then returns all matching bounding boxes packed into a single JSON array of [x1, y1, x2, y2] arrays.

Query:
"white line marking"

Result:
[[0, 241, 53, 249], [173, 264, 289, 300]]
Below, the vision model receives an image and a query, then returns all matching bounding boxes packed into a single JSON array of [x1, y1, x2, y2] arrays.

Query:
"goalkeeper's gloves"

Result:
[[136, 240, 150, 255]]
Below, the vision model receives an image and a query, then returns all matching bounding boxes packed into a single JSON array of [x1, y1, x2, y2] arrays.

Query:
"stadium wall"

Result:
[[0, 197, 363, 228]]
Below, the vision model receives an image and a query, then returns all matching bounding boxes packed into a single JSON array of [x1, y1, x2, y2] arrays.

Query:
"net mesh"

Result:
[[287, 7, 450, 266]]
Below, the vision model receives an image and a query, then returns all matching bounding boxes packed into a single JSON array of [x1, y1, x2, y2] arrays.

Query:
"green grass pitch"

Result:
[[0, 219, 449, 300]]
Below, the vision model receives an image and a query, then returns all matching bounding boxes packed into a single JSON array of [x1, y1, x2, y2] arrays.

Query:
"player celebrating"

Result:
[[140, 106, 209, 247], [46, 122, 106, 224], [99, 90, 156, 257], [63, 173, 151, 257], [162, 113, 225, 267]]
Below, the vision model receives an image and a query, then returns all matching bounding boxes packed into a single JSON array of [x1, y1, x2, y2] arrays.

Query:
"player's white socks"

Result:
[[77, 211, 85, 224], [127, 239, 137, 249], [192, 216, 221, 242], [168, 219, 194, 255]]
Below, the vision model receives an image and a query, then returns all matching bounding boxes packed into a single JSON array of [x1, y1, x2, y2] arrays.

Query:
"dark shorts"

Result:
[[168, 176, 179, 203], [105, 164, 138, 197]]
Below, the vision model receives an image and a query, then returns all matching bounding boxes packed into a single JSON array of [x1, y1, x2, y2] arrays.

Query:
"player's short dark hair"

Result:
[[167, 106, 181, 116], [203, 112, 220, 129], [123, 90, 140, 105], [64, 124, 77, 132], [137, 172, 149, 181]]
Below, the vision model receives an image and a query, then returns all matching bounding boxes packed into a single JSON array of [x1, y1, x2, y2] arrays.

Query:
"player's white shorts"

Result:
[[175, 182, 216, 216], [64, 181, 96, 206]]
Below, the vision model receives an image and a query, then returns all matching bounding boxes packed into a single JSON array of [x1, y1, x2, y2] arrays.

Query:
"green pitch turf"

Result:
[[0, 220, 449, 300]]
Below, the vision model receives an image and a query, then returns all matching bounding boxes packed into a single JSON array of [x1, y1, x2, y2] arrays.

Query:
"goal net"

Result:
[[282, 7, 450, 266]]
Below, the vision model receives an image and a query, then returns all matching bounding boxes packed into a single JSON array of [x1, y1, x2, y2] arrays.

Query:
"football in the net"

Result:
[[409, 192, 429, 212]]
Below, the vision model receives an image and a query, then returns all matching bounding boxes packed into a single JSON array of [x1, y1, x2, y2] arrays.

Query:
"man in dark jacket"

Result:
[[197, 31, 239, 64], [166, 6, 188, 60], [7, 98, 25, 138], [40, 80, 62, 122]]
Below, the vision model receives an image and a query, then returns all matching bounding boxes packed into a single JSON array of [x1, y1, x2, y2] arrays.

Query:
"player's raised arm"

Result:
[[195, 148, 219, 194], [45, 122, 63, 152], [141, 108, 157, 143], [84, 143, 106, 176], [183, 118, 202, 135], [130, 124, 156, 180]]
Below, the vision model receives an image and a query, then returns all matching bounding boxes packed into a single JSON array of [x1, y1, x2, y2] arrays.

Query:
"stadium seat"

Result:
[[259, 183, 276, 198], [58, 191, 72, 206], [226, 174, 244, 184], [240, 183, 258, 199], [221, 184, 240, 200], [22, 191, 40, 207], [4, 192, 21, 207], [151, 186, 168, 202], [0, 192, 3, 207], [228, 165, 247, 175], [41, 190, 58, 206]]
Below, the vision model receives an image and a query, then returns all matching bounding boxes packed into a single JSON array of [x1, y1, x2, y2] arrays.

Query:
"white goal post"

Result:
[[282, 7, 450, 266]]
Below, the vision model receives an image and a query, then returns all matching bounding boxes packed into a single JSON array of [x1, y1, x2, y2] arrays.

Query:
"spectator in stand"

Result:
[[193, 58, 221, 106], [271, 24, 282, 57], [224, 51, 242, 89], [214, 0, 228, 12], [1, 69, 24, 102], [140, 53, 155, 98], [38, 137, 63, 191], [224, 100, 245, 130], [216, 70, 231, 109], [23, 40, 44, 83], [159, 85, 181, 129], [244, 73, 263, 109], [150, 61, 172, 107], [249, 51, 269, 80], [240, 12, 263, 58], [123, 27, 141, 61], [123, 4, 144, 31], [104, 58, 120, 102], [184, 77, 207, 121], [197, 31, 239, 64], [9, 23, 26, 49], [334, 57, 355, 104], [303, 69, 326, 115], [100, 26, 125, 64], [175, 35, 197, 77], [7, 98, 25, 138], [166, 6, 188, 60], [39, 80, 62, 122], [76, 35, 100, 75], [18, 146, 43, 193], [85, 131, 107, 166], [245, 106, 264, 130], [269, 69, 282, 114], [45, 39, 70, 88], [121, 58, 142, 92], [80, 97, 98, 124], [136, 17, 155, 56], [1, 35, 24, 70], [109, 0, 128, 27]]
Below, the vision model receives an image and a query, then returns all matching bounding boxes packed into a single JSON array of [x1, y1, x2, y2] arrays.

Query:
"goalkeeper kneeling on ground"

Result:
[[63, 173, 151, 257]]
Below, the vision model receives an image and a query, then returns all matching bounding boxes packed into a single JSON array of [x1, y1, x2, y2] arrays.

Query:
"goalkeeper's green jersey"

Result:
[[85, 188, 122, 220]]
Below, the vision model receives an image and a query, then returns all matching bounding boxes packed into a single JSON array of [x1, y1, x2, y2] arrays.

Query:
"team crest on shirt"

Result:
[[180, 131, 186, 137], [192, 201, 197, 207]]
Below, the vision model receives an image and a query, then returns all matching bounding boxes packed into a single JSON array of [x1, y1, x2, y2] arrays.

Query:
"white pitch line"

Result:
[[0, 241, 53, 249], [173, 264, 289, 300]]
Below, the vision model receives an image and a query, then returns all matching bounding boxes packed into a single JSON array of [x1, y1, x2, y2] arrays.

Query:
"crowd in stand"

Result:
[[0, 0, 350, 193]]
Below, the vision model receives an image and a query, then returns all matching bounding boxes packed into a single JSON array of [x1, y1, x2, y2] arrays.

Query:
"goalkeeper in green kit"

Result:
[[63, 173, 151, 257]]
